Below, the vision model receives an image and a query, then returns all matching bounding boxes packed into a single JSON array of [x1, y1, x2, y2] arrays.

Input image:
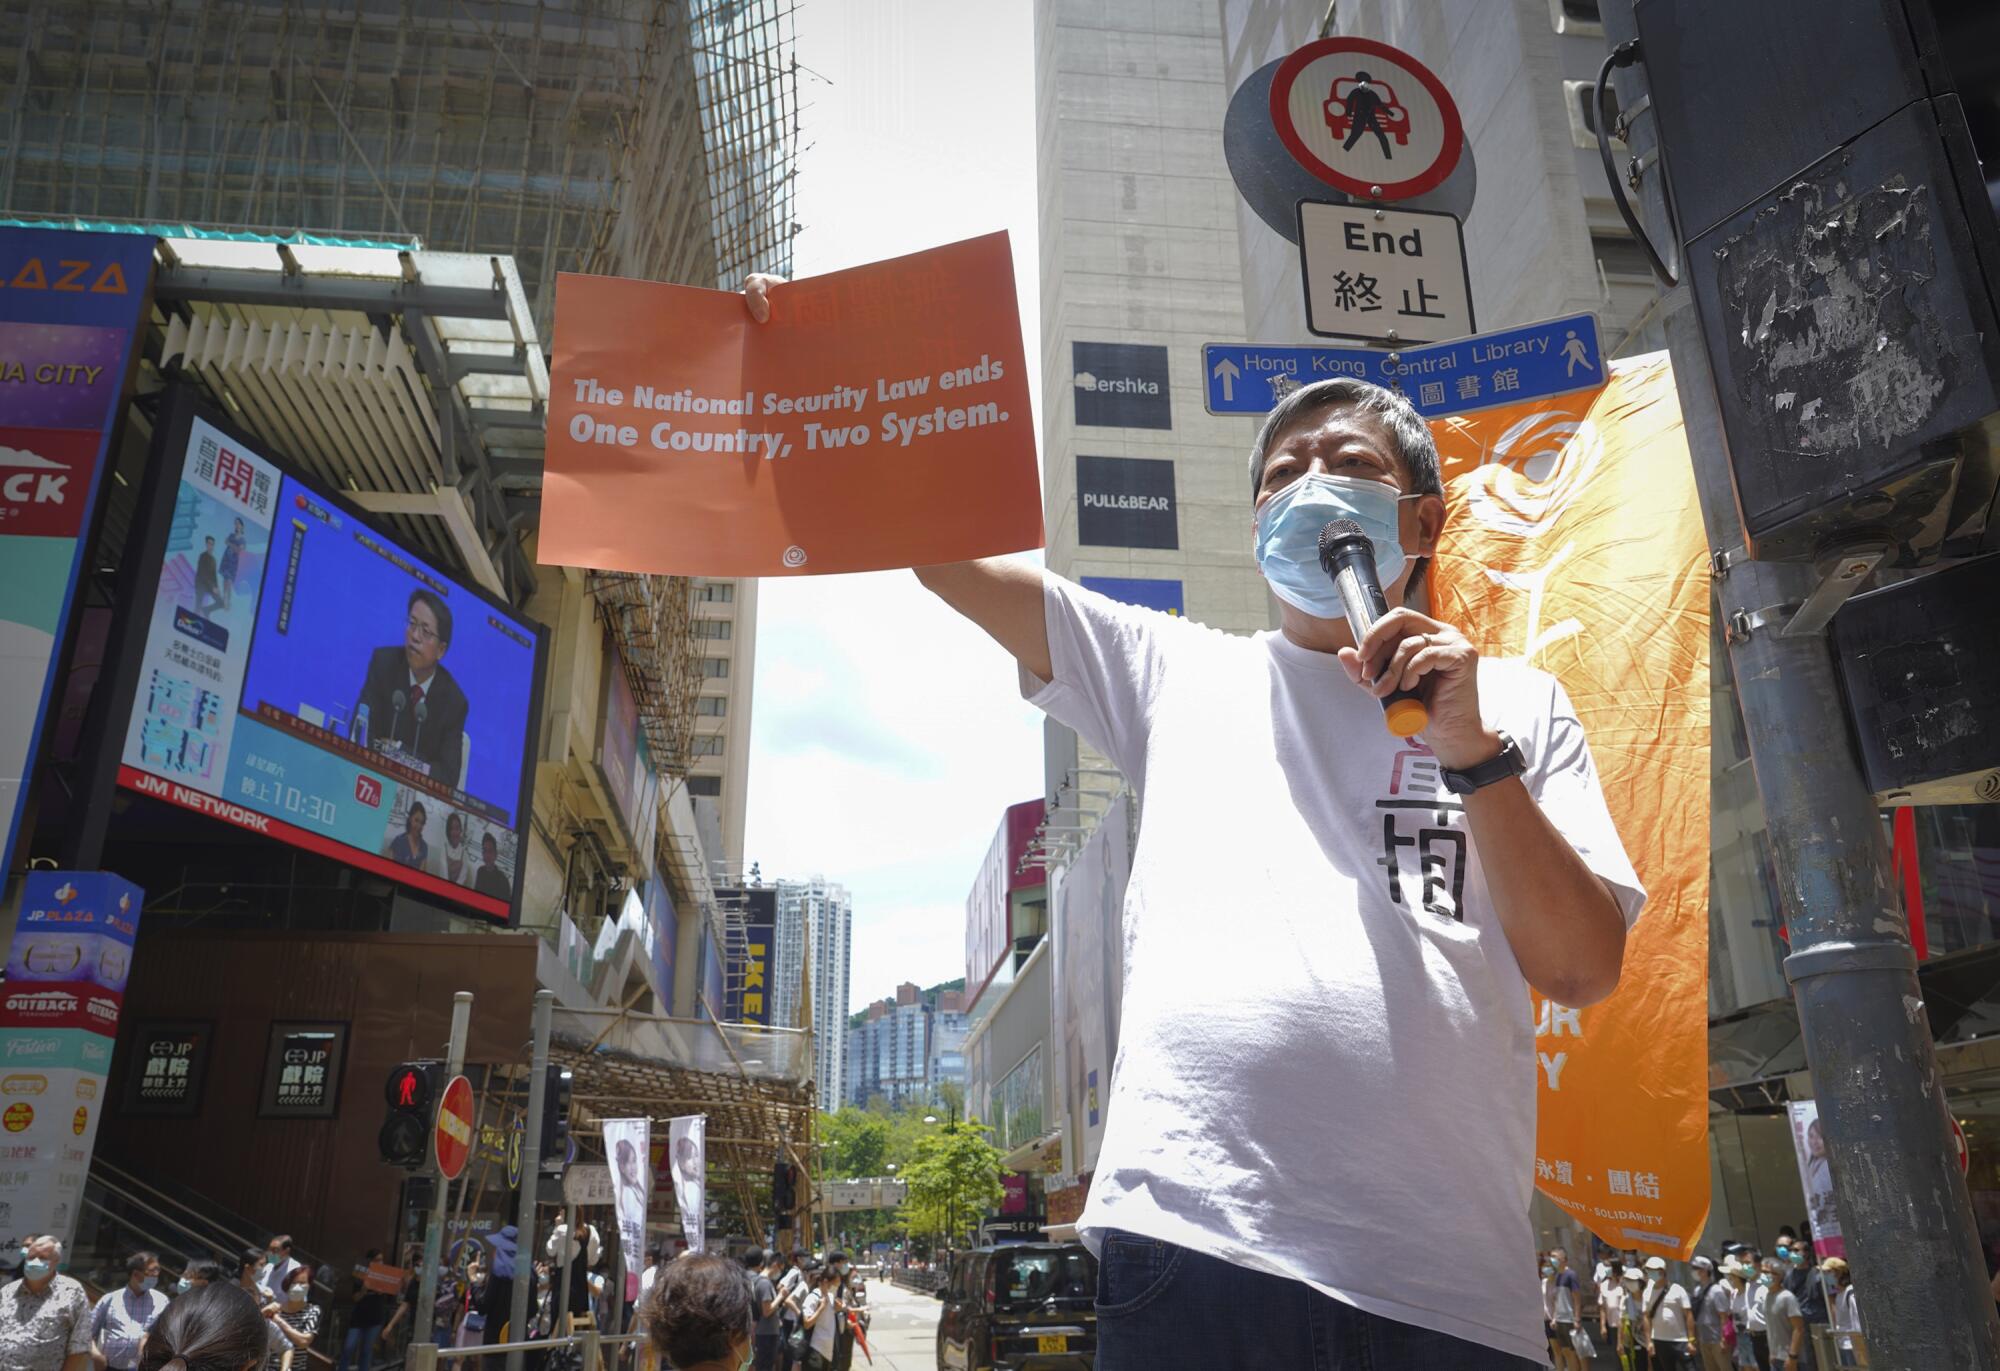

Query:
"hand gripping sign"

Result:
[[541, 232, 1044, 577]]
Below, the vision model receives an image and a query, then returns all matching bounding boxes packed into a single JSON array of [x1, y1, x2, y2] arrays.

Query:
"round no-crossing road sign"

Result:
[[435, 1074, 474, 1180], [1269, 36, 1464, 201]]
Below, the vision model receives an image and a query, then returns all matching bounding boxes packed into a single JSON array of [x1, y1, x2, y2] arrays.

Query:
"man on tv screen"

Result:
[[355, 589, 469, 784], [473, 831, 510, 901]]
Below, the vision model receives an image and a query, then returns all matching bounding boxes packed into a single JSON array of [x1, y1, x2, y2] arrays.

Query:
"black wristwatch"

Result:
[[1440, 731, 1527, 795]]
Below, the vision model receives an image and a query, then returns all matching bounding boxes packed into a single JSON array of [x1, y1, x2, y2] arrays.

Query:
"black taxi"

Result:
[[935, 1242, 1097, 1370]]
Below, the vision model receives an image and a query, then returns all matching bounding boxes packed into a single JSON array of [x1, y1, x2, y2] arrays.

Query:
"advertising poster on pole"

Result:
[[541, 232, 1042, 577], [1428, 354, 1711, 1259], [603, 1116, 652, 1299], [1788, 1100, 1845, 1258], [0, 870, 143, 1249], [667, 1114, 706, 1254], [0, 228, 155, 867]]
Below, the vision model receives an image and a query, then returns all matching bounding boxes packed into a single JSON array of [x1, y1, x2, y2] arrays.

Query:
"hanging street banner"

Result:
[[1789, 1101, 1846, 1259], [604, 1116, 652, 1298], [0, 228, 156, 869], [0, 869, 143, 1250], [1269, 36, 1465, 201], [1297, 201, 1472, 345], [1428, 354, 1710, 1259], [667, 1115, 706, 1255], [542, 232, 1042, 577], [1203, 313, 1603, 418]]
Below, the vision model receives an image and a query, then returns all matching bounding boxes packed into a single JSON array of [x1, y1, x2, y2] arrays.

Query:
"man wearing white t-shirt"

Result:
[[1641, 1256, 1695, 1370], [743, 285, 1645, 1367]]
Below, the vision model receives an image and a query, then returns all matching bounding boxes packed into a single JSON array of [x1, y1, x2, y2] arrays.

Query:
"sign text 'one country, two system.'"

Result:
[[565, 354, 1012, 459]]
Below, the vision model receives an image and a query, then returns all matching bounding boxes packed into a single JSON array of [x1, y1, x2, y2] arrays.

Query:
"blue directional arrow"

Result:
[[1204, 313, 1604, 419]]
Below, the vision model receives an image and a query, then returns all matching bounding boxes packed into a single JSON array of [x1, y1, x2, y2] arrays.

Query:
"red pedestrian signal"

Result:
[[379, 1060, 443, 1170]]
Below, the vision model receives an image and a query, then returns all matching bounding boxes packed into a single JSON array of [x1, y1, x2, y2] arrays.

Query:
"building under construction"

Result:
[[5, 0, 823, 1287]]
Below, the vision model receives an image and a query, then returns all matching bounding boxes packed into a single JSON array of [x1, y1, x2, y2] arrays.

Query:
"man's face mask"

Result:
[[1254, 472, 1421, 620]]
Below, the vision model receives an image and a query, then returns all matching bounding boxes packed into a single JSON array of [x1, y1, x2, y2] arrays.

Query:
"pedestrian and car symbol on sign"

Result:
[[1270, 37, 1464, 200]]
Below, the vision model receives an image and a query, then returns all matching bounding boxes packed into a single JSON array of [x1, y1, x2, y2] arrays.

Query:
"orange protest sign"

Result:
[[540, 232, 1043, 576], [1428, 354, 1712, 1259]]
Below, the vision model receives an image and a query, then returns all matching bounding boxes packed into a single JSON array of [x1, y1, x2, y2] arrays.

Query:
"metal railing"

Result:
[[407, 1331, 648, 1371]]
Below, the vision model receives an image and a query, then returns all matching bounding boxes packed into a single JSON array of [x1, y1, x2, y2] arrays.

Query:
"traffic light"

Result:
[[379, 1060, 444, 1170], [539, 1065, 573, 1174]]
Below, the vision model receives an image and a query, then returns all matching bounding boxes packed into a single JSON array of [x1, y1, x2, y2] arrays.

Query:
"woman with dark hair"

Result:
[[137, 1284, 269, 1371], [641, 1253, 755, 1371], [265, 1267, 320, 1371]]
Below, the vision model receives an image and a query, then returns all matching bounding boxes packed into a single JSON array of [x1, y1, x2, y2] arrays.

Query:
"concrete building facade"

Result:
[[776, 877, 854, 1107]]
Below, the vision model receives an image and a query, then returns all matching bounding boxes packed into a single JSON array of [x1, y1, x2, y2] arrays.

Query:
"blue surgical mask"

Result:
[[177, 1278, 193, 1294], [140, 1276, 158, 1292], [1253, 473, 1419, 620], [23, 1258, 51, 1280]]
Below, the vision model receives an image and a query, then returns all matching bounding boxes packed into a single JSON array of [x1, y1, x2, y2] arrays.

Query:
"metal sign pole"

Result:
[[506, 989, 553, 1371], [413, 991, 473, 1362], [1593, 5, 2000, 1364]]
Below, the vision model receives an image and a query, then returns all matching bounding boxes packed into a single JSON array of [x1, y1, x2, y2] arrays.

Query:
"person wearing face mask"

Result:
[[258, 1239, 299, 1305], [745, 269, 1645, 1370], [1542, 1250, 1584, 1370], [1740, 1259, 1779, 1371], [1721, 1261, 1758, 1370], [1, 1235, 93, 1371], [1688, 1256, 1730, 1371], [1641, 1255, 1695, 1371], [1819, 1258, 1862, 1367], [1778, 1230, 1825, 1366], [1762, 1259, 1806, 1371], [135, 1283, 270, 1371], [264, 1268, 320, 1371], [179, 1262, 228, 1299], [90, 1251, 170, 1371], [1616, 1267, 1652, 1371]]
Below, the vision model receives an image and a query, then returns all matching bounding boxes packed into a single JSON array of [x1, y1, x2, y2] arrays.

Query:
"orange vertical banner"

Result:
[[1428, 354, 1712, 1258]]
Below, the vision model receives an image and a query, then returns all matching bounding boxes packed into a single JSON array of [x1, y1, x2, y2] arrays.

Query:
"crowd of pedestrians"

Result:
[[1546, 1225, 1866, 1371]]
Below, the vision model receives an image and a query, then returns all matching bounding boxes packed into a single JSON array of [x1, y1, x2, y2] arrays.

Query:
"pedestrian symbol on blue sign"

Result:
[[1202, 313, 1604, 420]]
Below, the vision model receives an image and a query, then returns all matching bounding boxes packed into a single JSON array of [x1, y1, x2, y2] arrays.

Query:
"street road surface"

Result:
[[852, 1278, 942, 1370]]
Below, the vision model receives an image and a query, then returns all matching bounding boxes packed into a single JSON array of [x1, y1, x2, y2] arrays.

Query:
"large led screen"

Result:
[[114, 394, 545, 923]]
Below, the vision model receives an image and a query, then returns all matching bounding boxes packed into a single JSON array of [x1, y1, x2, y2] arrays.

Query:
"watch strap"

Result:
[[1441, 732, 1526, 794]]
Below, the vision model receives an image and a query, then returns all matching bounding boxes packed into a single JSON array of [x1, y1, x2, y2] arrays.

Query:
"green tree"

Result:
[[820, 1107, 890, 1180], [898, 1116, 1005, 1245]]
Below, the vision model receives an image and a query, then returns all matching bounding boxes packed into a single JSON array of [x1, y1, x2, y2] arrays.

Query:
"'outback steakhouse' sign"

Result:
[[1076, 455, 1179, 550], [1072, 342, 1172, 430]]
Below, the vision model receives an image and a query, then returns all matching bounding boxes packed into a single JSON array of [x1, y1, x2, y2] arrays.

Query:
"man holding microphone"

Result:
[[741, 276, 1643, 1369]]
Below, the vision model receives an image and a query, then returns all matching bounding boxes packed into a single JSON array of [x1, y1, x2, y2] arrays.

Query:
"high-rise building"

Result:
[[775, 878, 853, 1108], [845, 983, 971, 1108], [1033, 0, 1263, 641], [688, 578, 758, 875]]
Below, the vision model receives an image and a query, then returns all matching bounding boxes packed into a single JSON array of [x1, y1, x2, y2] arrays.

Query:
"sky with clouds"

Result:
[[741, 1, 1045, 1013]]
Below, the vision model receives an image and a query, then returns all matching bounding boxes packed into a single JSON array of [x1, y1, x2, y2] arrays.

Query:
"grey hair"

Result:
[[1248, 377, 1443, 500]]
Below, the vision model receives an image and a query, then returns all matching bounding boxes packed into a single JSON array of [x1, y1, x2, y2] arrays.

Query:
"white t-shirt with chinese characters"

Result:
[[1025, 578, 1646, 1365]]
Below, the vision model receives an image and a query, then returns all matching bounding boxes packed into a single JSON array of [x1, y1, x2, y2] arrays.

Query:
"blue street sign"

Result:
[[1203, 313, 1603, 419]]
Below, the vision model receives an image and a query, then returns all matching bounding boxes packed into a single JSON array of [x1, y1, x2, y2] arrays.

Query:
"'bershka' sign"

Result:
[[1072, 342, 1171, 430], [1077, 455, 1178, 549]]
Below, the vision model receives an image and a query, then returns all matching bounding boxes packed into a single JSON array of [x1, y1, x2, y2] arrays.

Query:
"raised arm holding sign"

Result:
[[542, 232, 1044, 577]]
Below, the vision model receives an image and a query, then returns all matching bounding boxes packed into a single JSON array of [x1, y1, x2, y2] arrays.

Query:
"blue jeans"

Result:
[[1094, 1230, 1547, 1371], [336, 1324, 382, 1371]]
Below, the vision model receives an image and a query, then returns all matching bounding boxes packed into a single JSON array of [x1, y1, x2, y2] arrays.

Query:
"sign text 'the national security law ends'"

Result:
[[540, 232, 1043, 577]]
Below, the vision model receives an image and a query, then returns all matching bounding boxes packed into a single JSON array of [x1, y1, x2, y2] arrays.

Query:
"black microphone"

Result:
[[412, 698, 429, 757], [1318, 519, 1430, 739], [389, 688, 407, 745]]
